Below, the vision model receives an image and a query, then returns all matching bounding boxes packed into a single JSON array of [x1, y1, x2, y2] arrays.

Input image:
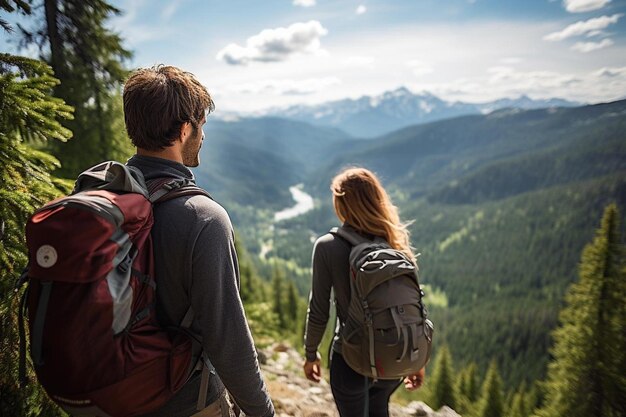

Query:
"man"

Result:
[[124, 65, 275, 417]]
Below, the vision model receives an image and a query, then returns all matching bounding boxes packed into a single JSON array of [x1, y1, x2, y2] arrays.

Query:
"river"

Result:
[[274, 184, 314, 222]]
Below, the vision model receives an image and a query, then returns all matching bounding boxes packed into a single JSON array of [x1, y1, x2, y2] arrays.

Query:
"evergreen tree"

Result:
[[21, 0, 133, 177], [235, 238, 257, 304], [462, 362, 479, 402], [271, 266, 285, 329], [507, 383, 527, 417], [476, 361, 505, 417], [525, 381, 541, 416], [286, 279, 299, 330], [0, 24, 73, 416], [429, 345, 456, 410], [456, 362, 479, 415], [537, 204, 626, 417]]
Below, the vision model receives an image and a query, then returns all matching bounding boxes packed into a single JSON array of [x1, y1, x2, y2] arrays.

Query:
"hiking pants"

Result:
[[330, 352, 402, 417], [191, 390, 238, 417]]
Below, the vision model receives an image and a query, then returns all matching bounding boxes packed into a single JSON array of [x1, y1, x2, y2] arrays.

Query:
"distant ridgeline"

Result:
[[195, 99, 626, 389]]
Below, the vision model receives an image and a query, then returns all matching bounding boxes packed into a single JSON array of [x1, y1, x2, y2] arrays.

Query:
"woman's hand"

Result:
[[303, 359, 322, 383], [403, 368, 425, 391]]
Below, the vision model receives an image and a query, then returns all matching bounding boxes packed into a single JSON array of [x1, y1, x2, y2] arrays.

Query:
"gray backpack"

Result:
[[331, 226, 434, 379]]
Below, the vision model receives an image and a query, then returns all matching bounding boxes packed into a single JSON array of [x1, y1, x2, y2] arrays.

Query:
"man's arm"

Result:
[[189, 201, 274, 417]]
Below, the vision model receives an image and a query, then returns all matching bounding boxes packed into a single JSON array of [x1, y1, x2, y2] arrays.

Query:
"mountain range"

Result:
[[251, 87, 581, 137]]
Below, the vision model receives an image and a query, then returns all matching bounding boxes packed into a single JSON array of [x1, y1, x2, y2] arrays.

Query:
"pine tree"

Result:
[[235, 238, 257, 304], [476, 360, 504, 417], [507, 383, 527, 417], [21, 0, 133, 177], [525, 382, 541, 416], [286, 279, 299, 330], [429, 345, 457, 410], [272, 266, 286, 329], [456, 362, 479, 415], [462, 362, 479, 402], [537, 204, 626, 417], [0, 29, 73, 417]]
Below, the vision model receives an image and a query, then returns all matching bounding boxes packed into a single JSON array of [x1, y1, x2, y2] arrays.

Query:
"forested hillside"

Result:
[[195, 117, 355, 210], [247, 100, 626, 389]]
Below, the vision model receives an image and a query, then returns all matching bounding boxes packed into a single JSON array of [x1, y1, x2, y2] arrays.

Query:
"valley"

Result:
[[195, 98, 626, 390]]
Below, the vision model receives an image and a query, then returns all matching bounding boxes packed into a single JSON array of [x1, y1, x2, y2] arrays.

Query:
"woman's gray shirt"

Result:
[[128, 155, 274, 417], [304, 230, 353, 362]]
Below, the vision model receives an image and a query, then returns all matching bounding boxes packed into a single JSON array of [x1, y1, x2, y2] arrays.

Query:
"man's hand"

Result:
[[303, 359, 322, 383], [403, 368, 425, 391]]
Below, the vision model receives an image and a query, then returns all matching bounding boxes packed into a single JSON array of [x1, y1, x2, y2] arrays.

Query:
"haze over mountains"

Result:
[[249, 87, 581, 137]]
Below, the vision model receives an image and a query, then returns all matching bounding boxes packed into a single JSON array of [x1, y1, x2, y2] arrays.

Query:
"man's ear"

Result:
[[179, 121, 192, 143]]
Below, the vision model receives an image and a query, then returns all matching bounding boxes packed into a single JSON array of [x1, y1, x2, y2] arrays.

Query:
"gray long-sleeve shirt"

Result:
[[128, 155, 274, 417], [304, 229, 353, 362]]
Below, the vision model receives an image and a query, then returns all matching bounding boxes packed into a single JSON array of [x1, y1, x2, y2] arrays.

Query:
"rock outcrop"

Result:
[[259, 343, 461, 417]]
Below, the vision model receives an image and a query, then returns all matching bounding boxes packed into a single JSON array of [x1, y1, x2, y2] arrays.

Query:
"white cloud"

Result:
[[231, 77, 341, 95], [572, 38, 614, 52], [356, 5, 367, 15], [216, 20, 328, 65], [593, 66, 626, 78], [197, 21, 626, 112], [407, 60, 434, 77], [293, 0, 316, 7], [563, 0, 611, 13], [585, 29, 606, 37], [544, 14, 622, 41]]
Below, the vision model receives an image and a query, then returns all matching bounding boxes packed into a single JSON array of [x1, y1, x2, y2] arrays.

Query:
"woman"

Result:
[[303, 167, 425, 417]]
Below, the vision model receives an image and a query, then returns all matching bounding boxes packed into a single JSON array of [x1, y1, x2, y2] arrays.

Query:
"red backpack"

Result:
[[17, 161, 209, 417]]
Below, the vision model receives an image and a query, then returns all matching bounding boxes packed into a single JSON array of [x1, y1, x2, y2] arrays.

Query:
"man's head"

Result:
[[123, 65, 214, 166]]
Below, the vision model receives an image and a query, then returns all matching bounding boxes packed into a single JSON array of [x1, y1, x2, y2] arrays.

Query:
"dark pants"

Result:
[[330, 352, 402, 417]]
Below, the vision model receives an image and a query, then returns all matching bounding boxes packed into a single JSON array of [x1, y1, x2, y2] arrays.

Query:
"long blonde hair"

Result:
[[331, 167, 415, 261]]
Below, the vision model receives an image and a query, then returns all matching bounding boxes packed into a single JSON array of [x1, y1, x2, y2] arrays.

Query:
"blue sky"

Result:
[[3, 0, 626, 112]]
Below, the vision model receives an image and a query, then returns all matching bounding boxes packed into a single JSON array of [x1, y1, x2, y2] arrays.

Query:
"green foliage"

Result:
[[419, 174, 626, 386], [507, 382, 528, 417], [428, 345, 457, 410], [0, 1, 30, 34], [456, 362, 479, 415], [235, 238, 308, 350], [477, 361, 505, 417], [244, 302, 282, 348], [236, 237, 266, 304], [536, 204, 626, 417], [0, 53, 72, 417], [22, 0, 133, 178], [271, 266, 286, 329]]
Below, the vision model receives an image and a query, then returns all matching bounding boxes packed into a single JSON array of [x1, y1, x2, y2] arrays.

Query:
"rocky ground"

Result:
[[258, 343, 461, 417]]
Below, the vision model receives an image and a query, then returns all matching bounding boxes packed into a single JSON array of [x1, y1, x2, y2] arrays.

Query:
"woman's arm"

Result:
[[303, 237, 334, 366]]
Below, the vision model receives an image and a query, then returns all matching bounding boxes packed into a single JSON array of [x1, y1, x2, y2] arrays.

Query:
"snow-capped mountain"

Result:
[[260, 87, 581, 137]]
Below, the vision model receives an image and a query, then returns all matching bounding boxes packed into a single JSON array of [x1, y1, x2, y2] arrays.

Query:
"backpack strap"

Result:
[[330, 226, 371, 246], [147, 178, 212, 204], [179, 306, 213, 412]]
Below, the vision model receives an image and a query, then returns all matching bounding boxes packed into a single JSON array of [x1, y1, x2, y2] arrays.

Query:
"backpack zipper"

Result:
[[39, 195, 123, 226]]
